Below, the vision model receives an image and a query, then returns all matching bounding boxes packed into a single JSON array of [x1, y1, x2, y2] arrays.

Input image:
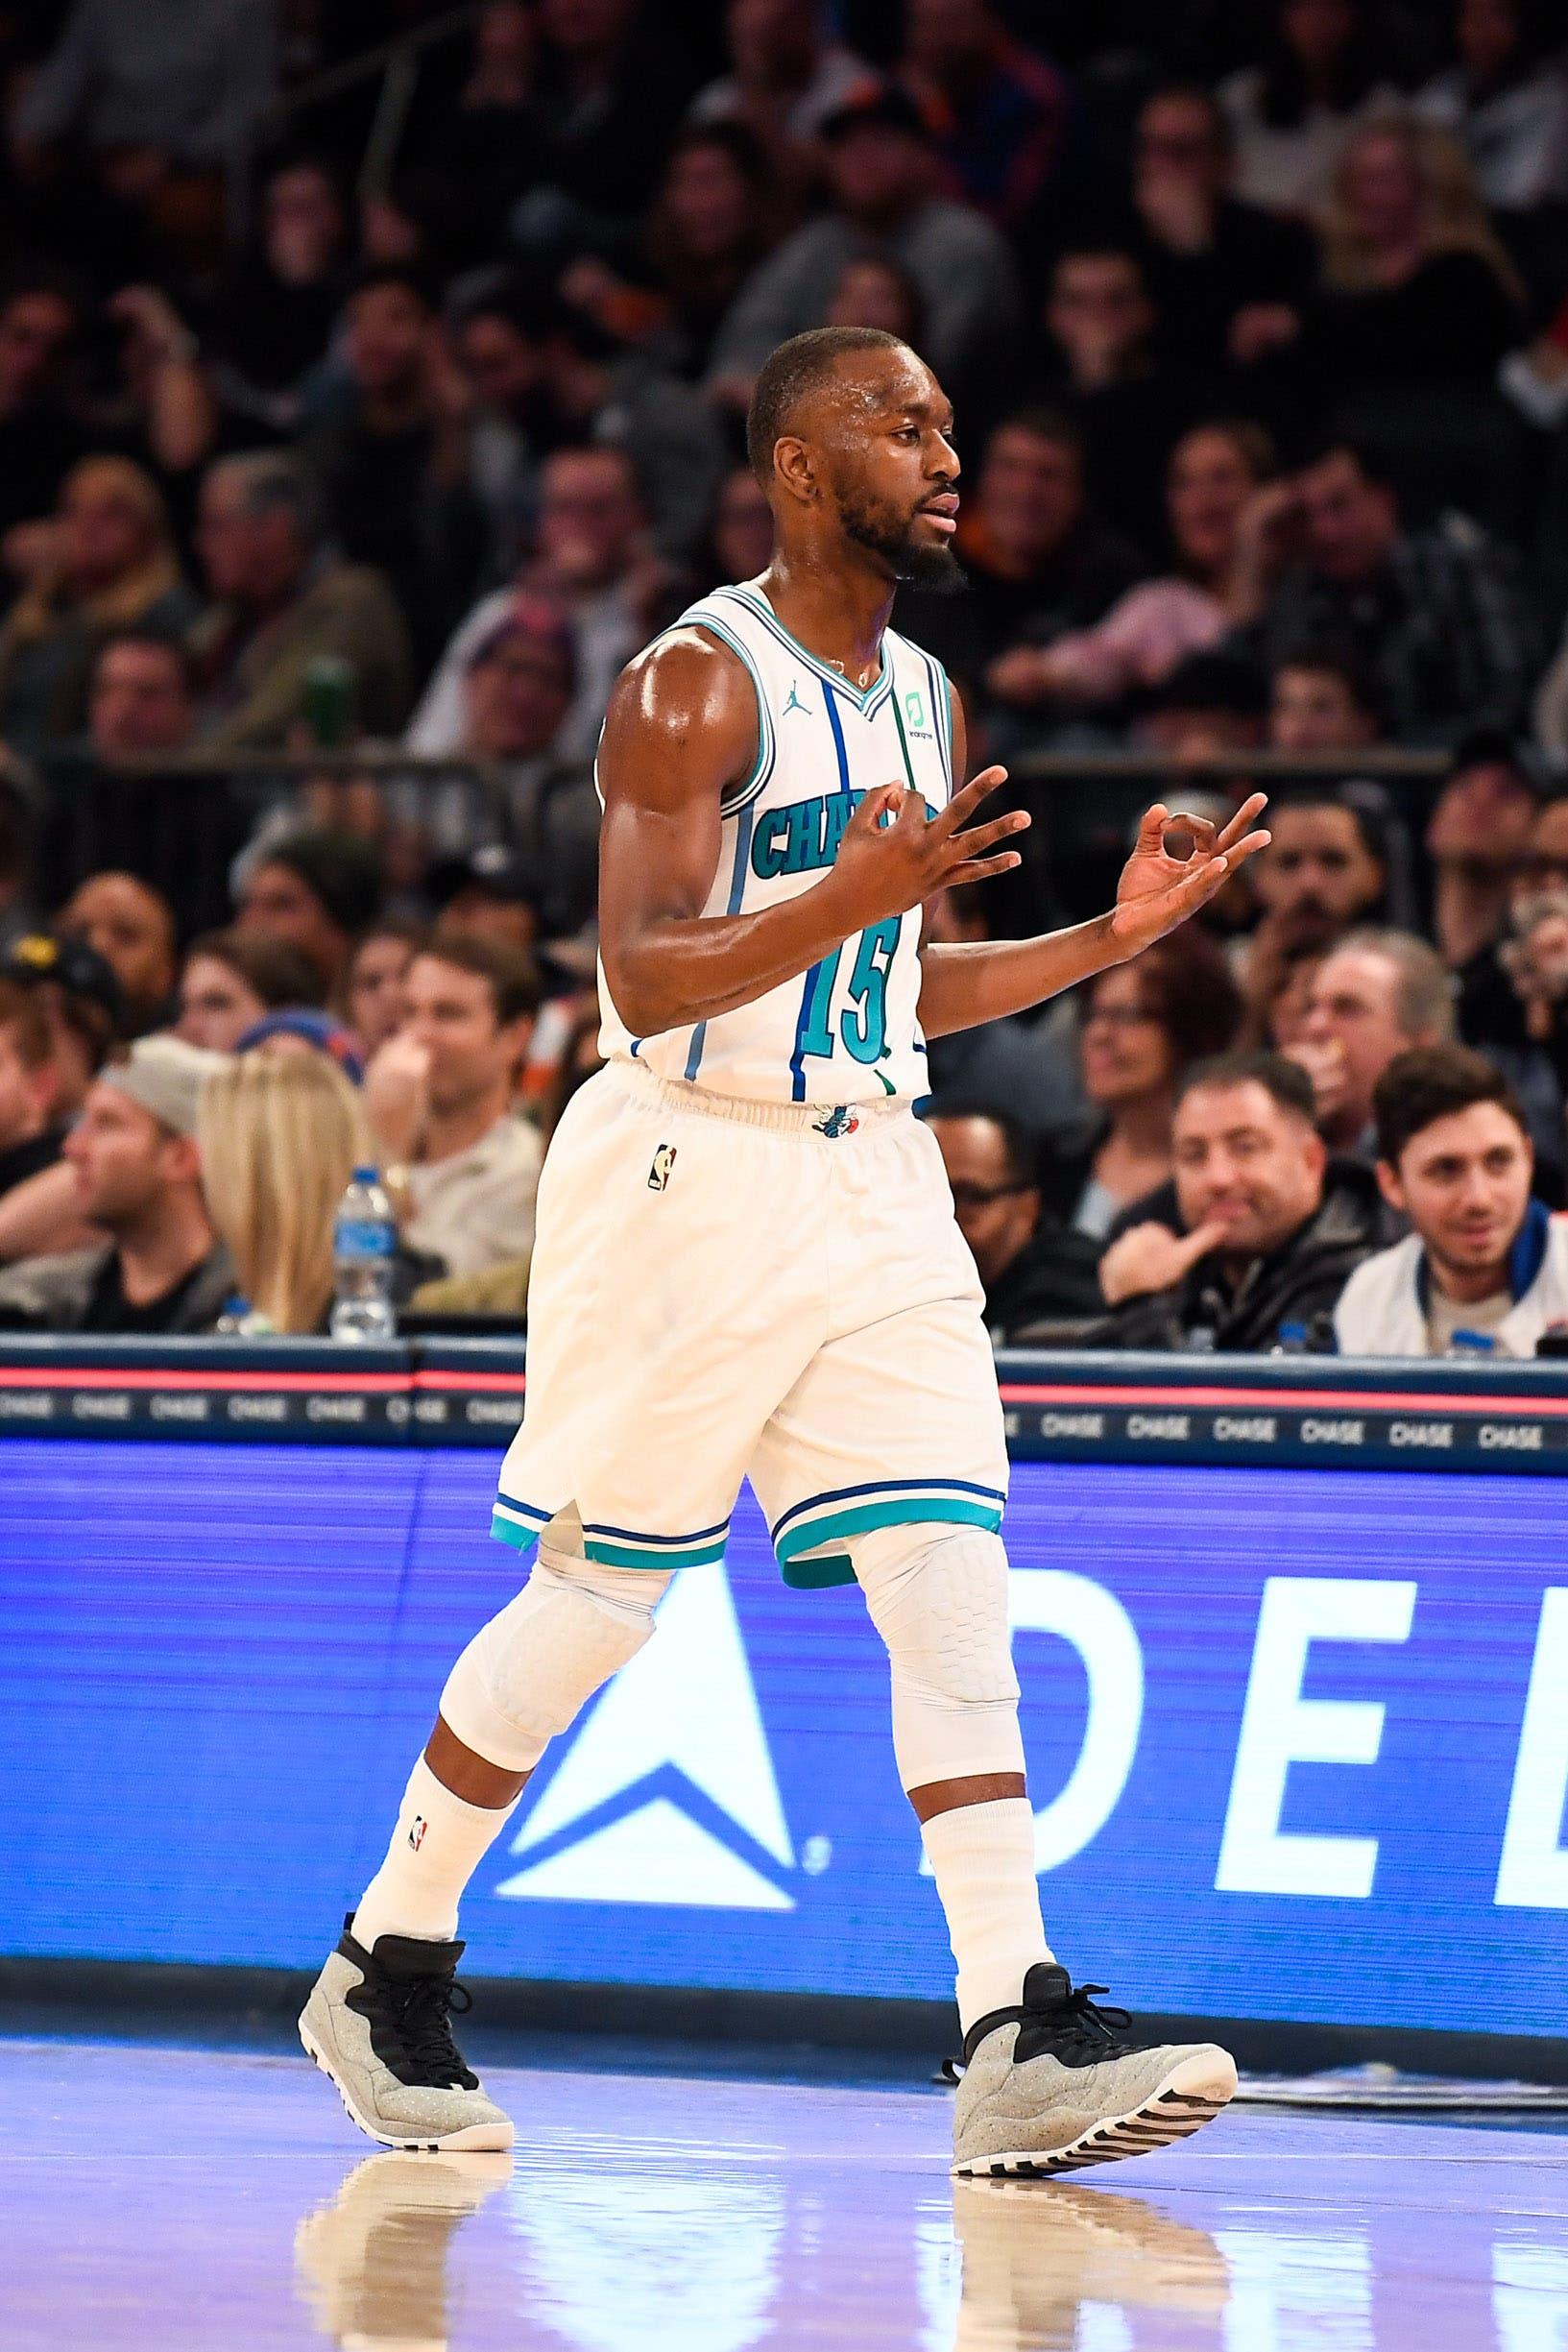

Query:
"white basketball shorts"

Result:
[[491, 1060, 1009, 1589]]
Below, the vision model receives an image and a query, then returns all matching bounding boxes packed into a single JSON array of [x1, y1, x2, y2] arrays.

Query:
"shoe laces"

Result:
[[1039, 1981, 1134, 2062], [383, 1971, 475, 2086]]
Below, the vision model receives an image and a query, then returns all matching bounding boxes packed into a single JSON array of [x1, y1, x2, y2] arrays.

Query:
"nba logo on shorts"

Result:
[[648, 1144, 678, 1192], [408, 1815, 427, 1852]]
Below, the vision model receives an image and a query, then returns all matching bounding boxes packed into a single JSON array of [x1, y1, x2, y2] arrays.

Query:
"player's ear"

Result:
[[772, 435, 816, 505]]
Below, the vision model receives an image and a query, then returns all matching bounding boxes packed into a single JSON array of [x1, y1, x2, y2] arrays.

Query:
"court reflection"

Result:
[[295, 2148, 513, 2349], [952, 2179, 1230, 2350]]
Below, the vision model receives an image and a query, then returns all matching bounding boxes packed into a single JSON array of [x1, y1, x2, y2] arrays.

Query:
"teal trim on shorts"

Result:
[[491, 1510, 543, 1555], [781, 1549, 856, 1590], [774, 1491, 1002, 1565], [583, 1532, 729, 1571]]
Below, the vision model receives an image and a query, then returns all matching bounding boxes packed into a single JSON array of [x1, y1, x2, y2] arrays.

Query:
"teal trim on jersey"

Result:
[[916, 647, 954, 793], [782, 1550, 856, 1590], [584, 1530, 729, 1570], [729, 583, 893, 720], [774, 1491, 1003, 1564], [685, 796, 757, 1080], [682, 606, 777, 814], [890, 685, 919, 788]]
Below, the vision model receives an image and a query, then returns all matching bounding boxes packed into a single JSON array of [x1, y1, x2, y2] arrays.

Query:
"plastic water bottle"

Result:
[[330, 1165, 397, 1342], [1447, 1327, 1497, 1360], [1272, 1320, 1311, 1355]]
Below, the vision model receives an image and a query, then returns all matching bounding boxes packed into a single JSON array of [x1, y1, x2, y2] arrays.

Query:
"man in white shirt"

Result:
[[365, 933, 542, 1281], [1335, 1043, 1568, 1358]]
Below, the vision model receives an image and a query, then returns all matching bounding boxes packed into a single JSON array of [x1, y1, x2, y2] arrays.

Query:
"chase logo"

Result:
[[494, 1565, 796, 1909]]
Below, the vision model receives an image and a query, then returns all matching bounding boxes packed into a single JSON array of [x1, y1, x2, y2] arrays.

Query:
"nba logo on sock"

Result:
[[647, 1144, 678, 1192], [408, 1816, 427, 1852]]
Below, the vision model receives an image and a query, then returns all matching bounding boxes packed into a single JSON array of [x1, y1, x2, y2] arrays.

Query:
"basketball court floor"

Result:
[[8, 2035, 1566, 2348]]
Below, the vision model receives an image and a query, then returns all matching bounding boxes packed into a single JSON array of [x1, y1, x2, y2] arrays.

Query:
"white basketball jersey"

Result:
[[598, 577, 955, 1106]]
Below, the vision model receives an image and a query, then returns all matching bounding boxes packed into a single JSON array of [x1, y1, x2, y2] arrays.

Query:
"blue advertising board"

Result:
[[3, 1435, 1564, 2037]]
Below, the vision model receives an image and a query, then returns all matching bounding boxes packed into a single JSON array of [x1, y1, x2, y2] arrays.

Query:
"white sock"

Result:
[[351, 1754, 520, 1951], [920, 1798, 1053, 2034]]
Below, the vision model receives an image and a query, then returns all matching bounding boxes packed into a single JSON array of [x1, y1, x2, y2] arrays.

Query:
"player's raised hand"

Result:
[[1109, 793, 1269, 956], [830, 769, 1029, 928]]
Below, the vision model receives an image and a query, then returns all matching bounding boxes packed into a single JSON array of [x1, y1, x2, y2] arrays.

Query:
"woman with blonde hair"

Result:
[[0, 454, 197, 756], [198, 1052, 371, 1335], [1309, 114, 1522, 383]]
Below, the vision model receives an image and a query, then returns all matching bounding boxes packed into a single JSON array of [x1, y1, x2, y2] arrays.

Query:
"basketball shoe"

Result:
[[300, 1915, 514, 2151], [952, 1964, 1237, 2178]]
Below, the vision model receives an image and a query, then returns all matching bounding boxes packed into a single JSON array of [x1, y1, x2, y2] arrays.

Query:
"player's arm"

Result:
[[916, 698, 1270, 1040], [598, 631, 1029, 1038]]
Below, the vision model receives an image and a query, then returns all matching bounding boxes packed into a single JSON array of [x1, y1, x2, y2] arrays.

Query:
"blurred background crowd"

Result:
[[0, 0, 1566, 1353]]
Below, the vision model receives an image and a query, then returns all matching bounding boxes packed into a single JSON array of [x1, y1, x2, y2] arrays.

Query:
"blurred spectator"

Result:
[[1457, 792, 1568, 1182], [1337, 1042, 1567, 1354], [189, 452, 415, 751], [1219, 0, 1396, 214], [0, 279, 87, 551], [927, 1104, 1101, 1342], [688, 0, 874, 197], [1030, 241, 1176, 545], [85, 628, 194, 758], [0, 457, 195, 758], [1245, 935, 1328, 1053], [1232, 438, 1538, 742], [1094, 1049, 1386, 1351], [921, 882, 1084, 1142], [630, 124, 777, 379], [897, 0, 1073, 231], [1056, 929, 1243, 1239], [698, 465, 776, 592], [176, 927, 323, 1054], [59, 869, 177, 1034], [1266, 643, 1380, 753], [233, 1006, 365, 1088], [1291, 926, 1458, 1156], [207, 155, 350, 434], [235, 829, 383, 994], [0, 928, 120, 1116], [1126, 84, 1316, 380], [365, 934, 543, 1278], [707, 84, 1021, 412], [1242, 793, 1387, 1028], [345, 920, 425, 1061], [0, 1035, 231, 1334], [823, 251, 925, 339], [1415, 0, 1568, 210], [517, 0, 700, 233], [1426, 730, 1542, 968], [0, 772, 41, 955], [1536, 615, 1568, 764], [301, 265, 486, 670], [0, 978, 66, 1199], [905, 409, 1141, 709], [433, 847, 545, 958], [13, 1, 277, 184], [992, 422, 1274, 713], [536, 1001, 606, 1143], [1305, 118, 1524, 391], [198, 1051, 369, 1335], [409, 445, 672, 763]]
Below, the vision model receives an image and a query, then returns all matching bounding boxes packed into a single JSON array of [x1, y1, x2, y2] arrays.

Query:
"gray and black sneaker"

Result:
[[952, 1963, 1236, 2179], [300, 1915, 514, 2152]]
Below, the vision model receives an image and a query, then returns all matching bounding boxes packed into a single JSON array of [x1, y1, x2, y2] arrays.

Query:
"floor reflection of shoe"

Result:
[[300, 1915, 515, 2151], [295, 2147, 513, 2350], [952, 2175, 1231, 2350], [952, 1966, 1237, 2179]]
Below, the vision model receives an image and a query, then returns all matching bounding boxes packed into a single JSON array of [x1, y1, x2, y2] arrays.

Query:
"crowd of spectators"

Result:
[[0, 0, 1566, 1356]]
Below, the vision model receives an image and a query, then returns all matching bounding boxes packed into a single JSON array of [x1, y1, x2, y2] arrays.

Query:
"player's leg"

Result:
[[300, 1527, 671, 2151]]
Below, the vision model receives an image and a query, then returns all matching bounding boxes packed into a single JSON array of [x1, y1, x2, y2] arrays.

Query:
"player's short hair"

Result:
[[1374, 1043, 1528, 1168], [1175, 1048, 1317, 1126], [746, 327, 908, 486]]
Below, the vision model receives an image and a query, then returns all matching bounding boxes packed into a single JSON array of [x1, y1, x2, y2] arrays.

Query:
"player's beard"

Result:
[[836, 482, 965, 592]]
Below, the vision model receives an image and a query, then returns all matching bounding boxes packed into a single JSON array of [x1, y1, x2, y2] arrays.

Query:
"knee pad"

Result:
[[440, 1538, 672, 1774], [850, 1522, 1023, 1790]]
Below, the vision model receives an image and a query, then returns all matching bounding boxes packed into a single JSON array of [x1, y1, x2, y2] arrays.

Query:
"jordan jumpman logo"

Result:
[[783, 681, 808, 715]]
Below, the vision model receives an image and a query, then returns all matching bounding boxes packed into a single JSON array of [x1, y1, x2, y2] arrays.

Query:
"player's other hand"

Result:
[[1110, 794, 1269, 957], [829, 770, 1029, 930]]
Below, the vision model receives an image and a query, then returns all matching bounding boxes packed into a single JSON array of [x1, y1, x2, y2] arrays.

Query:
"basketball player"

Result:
[[302, 327, 1269, 2176]]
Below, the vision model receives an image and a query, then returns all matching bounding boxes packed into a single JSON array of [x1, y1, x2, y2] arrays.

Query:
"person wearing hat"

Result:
[[0, 1033, 234, 1333], [707, 79, 1021, 411]]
